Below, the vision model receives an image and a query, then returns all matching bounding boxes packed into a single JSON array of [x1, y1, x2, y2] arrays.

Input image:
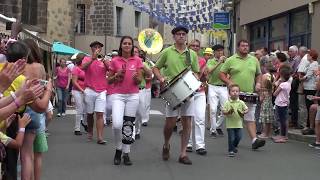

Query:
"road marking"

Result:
[[65, 109, 163, 115], [150, 110, 163, 115], [66, 109, 76, 115]]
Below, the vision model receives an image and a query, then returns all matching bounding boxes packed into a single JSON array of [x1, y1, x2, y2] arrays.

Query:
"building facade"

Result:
[[234, 0, 320, 52]]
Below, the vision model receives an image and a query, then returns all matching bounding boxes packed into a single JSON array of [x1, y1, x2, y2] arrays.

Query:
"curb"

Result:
[[288, 129, 316, 143]]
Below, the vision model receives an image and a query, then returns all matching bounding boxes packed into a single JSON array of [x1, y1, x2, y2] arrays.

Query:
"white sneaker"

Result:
[[57, 113, 61, 117], [62, 113, 66, 116]]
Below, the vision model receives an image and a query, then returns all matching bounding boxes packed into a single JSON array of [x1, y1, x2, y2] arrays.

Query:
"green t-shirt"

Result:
[[206, 58, 225, 85], [223, 99, 248, 128], [139, 62, 151, 88], [155, 45, 200, 81], [220, 53, 261, 93]]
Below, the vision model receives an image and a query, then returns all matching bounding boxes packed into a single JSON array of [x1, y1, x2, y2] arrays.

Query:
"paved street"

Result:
[[43, 99, 319, 180]]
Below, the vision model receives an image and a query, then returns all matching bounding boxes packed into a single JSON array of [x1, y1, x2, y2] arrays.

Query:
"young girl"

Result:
[[108, 36, 143, 166], [259, 62, 276, 139], [273, 65, 292, 143], [223, 84, 248, 157]]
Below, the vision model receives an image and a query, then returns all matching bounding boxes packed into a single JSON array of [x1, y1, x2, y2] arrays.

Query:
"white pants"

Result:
[[144, 88, 151, 123], [84, 88, 106, 113], [208, 85, 228, 133], [135, 89, 146, 135], [72, 90, 86, 131], [188, 92, 206, 150], [112, 93, 139, 153], [104, 94, 113, 123]]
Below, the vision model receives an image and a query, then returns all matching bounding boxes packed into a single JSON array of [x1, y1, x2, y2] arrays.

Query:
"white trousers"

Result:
[[188, 92, 206, 149], [72, 90, 86, 131], [144, 88, 151, 123], [104, 94, 113, 123], [135, 89, 146, 135], [112, 93, 139, 153], [208, 85, 228, 133]]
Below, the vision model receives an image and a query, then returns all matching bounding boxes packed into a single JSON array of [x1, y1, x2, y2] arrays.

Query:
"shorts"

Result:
[[84, 88, 106, 113], [24, 106, 41, 132], [33, 133, 48, 153], [165, 97, 195, 117], [244, 102, 257, 122]]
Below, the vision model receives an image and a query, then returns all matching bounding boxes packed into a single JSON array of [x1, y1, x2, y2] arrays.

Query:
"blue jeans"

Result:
[[57, 87, 68, 114], [227, 128, 242, 152], [275, 105, 288, 136]]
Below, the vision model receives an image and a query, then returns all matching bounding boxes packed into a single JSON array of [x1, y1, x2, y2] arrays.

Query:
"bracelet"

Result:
[[10, 91, 17, 100], [18, 128, 25, 133], [13, 99, 20, 108]]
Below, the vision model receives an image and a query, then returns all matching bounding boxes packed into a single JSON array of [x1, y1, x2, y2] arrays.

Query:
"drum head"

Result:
[[160, 67, 190, 94]]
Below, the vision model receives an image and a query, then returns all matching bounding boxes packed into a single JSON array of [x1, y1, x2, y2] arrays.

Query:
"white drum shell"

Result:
[[161, 70, 201, 108]]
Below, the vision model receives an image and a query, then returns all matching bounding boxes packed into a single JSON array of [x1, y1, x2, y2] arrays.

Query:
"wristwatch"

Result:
[[0, 92, 3, 99]]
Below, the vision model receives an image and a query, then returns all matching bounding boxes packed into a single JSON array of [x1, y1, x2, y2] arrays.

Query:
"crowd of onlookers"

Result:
[[0, 22, 53, 180], [250, 45, 320, 148]]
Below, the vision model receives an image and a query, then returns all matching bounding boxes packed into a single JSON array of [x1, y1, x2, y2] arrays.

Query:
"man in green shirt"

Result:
[[153, 26, 200, 165], [206, 44, 228, 137], [219, 39, 266, 150]]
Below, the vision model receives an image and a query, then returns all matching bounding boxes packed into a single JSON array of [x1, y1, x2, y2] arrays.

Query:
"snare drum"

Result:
[[160, 68, 201, 109], [239, 92, 259, 104]]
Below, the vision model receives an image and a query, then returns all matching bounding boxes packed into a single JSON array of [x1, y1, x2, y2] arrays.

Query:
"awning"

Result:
[[52, 42, 85, 55]]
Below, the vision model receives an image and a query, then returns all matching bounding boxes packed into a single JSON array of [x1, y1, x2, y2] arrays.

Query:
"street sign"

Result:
[[213, 12, 230, 29]]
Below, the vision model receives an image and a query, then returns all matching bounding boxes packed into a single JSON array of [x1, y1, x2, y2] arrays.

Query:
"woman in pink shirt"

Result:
[[108, 36, 143, 166], [71, 53, 86, 135], [55, 58, 71, 116]]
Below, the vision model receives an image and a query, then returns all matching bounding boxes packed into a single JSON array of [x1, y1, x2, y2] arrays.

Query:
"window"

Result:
[[291, 10, 308, 35], [116, 7, 123, 36], [135, 11, 141, 28], [21, 0, 38, 25], [270, 17, 286, 38], [76, 4, 86, 33]]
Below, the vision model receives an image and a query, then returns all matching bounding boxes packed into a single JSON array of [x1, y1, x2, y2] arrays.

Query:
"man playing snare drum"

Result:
[[153, 26, 200, 165], [219, 39, 266, 150]]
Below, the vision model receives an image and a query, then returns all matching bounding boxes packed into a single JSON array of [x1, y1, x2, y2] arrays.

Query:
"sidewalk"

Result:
[[288, 129, 316, 143]]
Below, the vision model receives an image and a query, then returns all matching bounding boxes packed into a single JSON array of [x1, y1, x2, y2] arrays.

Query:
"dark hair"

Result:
[[237, 39, 249, 47], [261, 47, 268, 53], [279, 64, 292, 81], [75, 53, 86, 66], [276, 52, 287, 62], [118, 36, 134, 57], [6, 41, 30, 63], [23, 38, 42, 64], [228, 84, 240, 93]]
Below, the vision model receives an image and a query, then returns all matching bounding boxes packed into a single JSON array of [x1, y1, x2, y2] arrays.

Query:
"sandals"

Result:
[[97, 140, 107, 145]]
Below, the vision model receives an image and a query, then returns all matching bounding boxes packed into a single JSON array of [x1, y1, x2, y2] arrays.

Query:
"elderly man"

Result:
[[288, 45, 301, 129]]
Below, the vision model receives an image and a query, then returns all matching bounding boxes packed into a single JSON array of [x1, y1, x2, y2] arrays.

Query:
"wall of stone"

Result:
[[43, 0, 74, 45]]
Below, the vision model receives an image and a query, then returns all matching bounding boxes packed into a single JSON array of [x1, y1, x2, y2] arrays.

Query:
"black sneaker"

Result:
[[74, 131, 82, 136], [196, 148, 207, 155], [114, 149, 122, 165], [186, 146, 193, 152], [216, 129, 224, 136], [142, 122, 148, 126], [309, 142, 320, 149], [123, 153, 132, 166], [302, 128, 315, 135], [210, 132, 217, 138], [252, 139, 266, 150]]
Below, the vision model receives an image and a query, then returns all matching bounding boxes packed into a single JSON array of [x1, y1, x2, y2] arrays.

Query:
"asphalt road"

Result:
[[42, 98, 319, 180]]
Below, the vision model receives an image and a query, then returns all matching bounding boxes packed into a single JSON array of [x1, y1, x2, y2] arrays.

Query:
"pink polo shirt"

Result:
[[72, 66, 85, 91], [82, 56, 108, 92], [56, 67, 70, 88], [109, 56, 143, 94], [198, 57, 207, 92]]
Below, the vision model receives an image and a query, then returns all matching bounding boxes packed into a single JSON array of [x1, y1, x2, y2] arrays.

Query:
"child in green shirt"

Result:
[[223, 84, 248, 157]]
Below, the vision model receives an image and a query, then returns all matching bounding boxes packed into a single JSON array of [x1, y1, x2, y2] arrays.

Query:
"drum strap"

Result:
[[185, 49, 191, 67]]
